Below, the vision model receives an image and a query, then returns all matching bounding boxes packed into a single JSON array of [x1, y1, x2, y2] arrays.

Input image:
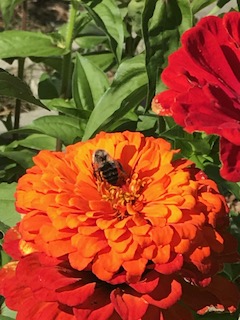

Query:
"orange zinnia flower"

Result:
[[15, 131, 237, 284]]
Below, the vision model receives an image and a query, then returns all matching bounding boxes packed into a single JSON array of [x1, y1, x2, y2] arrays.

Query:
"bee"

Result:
[[92, 149, 126, 186]]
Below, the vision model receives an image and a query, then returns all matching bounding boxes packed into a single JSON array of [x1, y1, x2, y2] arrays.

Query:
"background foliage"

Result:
[[0, 0, 239, 318]]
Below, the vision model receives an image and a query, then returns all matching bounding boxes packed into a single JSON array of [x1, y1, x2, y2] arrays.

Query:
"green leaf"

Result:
[[28, 115, 84, 145], [82, 54, 148, 140], [191, 0, 217, 14], [43, 98, 91, 119], [75, 35, 108, 49], [72, 53, 109, 111], [30, 56, 63, 73], [204, 163, 240, 197], [0, 31, 66, 59], [0, 303, 17, 319], [142, 0, 193, 109], [223, 263, 240, 282], [0, 182, 20, 227], [207, 0, 233, 15], [102, 106, 139, 132], [0, 0, 24, 28], [0, 150, 35, 169], [0, 315, 15, 320], [17, 134, 57, 150], [136, 113, 158, 134], [1, 250, 12, 268], [0, 69, 47, 108], [0, 221, 10, 236], [84, 0, 124, 63], [128, 0, 145, 34], [64, 11, 91, 39], [83, 52, 115, 71], [38, 73, 60, 99]]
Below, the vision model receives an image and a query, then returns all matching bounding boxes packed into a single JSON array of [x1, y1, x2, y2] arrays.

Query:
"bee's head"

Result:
[[93, 149, 109, 163]]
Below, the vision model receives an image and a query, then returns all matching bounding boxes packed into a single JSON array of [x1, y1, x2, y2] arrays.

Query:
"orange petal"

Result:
[[122, 258, 148, 283], [150, 226, 174, 246], [71, 234, 107, 258], [167, 205, 183, 223], [69, 251, 92, 271], [152, 245, 171, 264], [142, 203, 169, 218], [111, 289, 149, 320]]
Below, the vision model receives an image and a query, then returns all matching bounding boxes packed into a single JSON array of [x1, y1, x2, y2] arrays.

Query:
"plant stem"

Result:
[[57, 3, 77, 151], [14, 0, 27, 131], [60, 3, 77, 100], [14, 58, 25, 130]]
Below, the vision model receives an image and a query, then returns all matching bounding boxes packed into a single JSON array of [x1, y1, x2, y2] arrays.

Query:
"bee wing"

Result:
[[115, 160, 127, 179]]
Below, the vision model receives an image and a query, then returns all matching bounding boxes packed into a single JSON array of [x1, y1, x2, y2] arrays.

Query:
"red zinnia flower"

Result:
[[152, 12, 240, 182], [0, 251, 239, 320]]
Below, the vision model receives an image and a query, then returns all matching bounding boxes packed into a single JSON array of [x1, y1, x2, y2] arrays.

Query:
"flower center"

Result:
[[97, 173, 151, 220]]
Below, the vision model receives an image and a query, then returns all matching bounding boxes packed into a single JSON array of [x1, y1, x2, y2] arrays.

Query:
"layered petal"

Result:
[[1, 130, 239, 319], [0, 252, 187, 320], [152, 12, 240, 182], [12, 131, 236, 284]]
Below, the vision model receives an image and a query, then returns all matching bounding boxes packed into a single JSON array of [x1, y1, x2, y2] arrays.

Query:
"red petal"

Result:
[[2, 225, 23, 259], [129, 270, 160, 294], [142, 276, 182, 309], [152, 91, 175, 116], [220, 137, 240, 182], [154, 254, 183, 274], [223, 11, 240, 47]]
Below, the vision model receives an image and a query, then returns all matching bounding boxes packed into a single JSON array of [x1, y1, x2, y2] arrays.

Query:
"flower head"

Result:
[[1, 131, 239, 319], [152, 12, 240, 182], [15, 131, 236, 285]]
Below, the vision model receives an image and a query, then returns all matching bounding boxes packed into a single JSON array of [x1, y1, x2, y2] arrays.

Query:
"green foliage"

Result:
[[82, 54, 148, 140], [0, 183, 19, 227], [0, 31, 66, 59], [0, 70, 46, 108], [0, 1, 239, 318], [0, 316, 16, 320], [72, 53, 109, 111], [0, 0, 24, 28], [142, 0, 193, 106], [0, 303, 17, 319], [83, 0, 124, 64]]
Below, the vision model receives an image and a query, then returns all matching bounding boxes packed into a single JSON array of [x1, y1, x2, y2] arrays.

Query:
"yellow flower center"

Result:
[[97, 173, 151, 220]]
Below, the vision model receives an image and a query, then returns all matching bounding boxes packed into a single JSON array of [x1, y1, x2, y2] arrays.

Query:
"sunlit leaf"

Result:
[[75, 35, 108, 49], [27, 115, 84, 145], [142, 0, 193, 109], [44, 98, 91, 119], [84, 0, 124, 63], [0, 302, 17, 319], [0, 31, 65, 59], [82, 54, 148, 140], [17, 134, 57, 150], [72, 53, 109, 111], [0, 182, 20, 227], [84, 52, 115, 71]]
